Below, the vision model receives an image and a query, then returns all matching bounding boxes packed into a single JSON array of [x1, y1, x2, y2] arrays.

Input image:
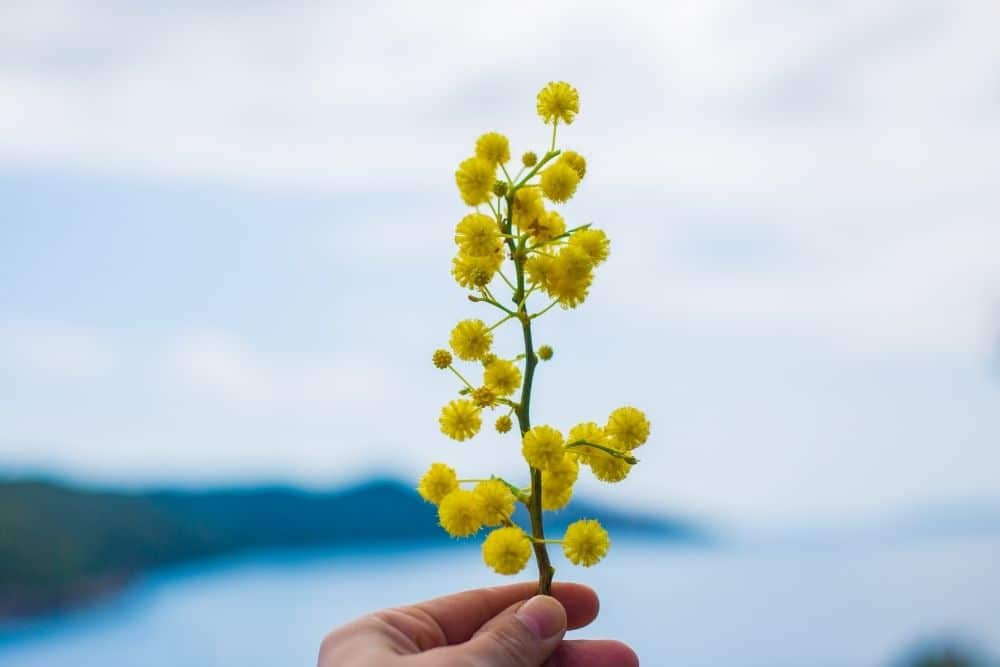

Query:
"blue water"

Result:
[[1, 535, 998, 666]]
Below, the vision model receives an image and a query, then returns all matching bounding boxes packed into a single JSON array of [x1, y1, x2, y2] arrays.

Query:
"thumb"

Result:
[[420, 595, 567, 667]]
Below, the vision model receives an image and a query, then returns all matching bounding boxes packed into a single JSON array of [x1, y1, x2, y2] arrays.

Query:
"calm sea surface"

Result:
[[1, 535, 998, 666]]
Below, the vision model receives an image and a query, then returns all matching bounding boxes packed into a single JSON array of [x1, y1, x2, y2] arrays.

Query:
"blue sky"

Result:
[[1, 1, 998, 525]]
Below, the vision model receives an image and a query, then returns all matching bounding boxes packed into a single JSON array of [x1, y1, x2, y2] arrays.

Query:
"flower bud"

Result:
[[433, 349, 453, 369], [472, 386, 499, 408], [537, 345, 553, 361], [521, 151, 538, 167], [495, 415, 513, 433]]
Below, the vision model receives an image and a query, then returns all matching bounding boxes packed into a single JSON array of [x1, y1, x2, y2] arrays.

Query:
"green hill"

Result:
[[0, 477, 703, 619]]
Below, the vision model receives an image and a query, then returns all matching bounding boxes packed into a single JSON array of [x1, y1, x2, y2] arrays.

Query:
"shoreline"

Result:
[[0, 573, 133, 624]]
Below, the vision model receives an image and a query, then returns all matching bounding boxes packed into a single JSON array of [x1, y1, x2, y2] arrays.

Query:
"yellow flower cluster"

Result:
[[423, 82, 652, 589], [417, 460, 612, 576], [566, 407, 650, 483]]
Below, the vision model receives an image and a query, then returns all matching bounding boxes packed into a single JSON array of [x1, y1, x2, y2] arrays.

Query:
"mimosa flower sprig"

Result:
[[419, 82, 651, 595]]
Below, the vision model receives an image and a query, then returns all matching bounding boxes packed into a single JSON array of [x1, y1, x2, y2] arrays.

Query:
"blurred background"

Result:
[[1, 1, 998, 665]]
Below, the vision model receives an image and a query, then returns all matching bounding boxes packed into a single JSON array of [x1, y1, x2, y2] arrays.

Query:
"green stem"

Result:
[[517, 284, 538, 310], [508, 219, 555, 596], [488, 314, 514, 332], [481, 284, 499, 304], [470, 293, 517, 317], [458, 476, 529, 502], [531, 299, 560, 320], [501, 163, 513, 185], [448, 366, 475, 391], [493, 476, 531, 503], [513, 150, 562, 192], [498, 270, 516, 291], [565, 440, 639, 464], [528, 223, 593, 251]]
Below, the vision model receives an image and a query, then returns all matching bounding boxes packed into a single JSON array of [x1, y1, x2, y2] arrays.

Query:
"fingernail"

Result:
[[516, 595, 566, 640]]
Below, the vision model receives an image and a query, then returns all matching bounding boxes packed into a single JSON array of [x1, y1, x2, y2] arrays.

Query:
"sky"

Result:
[[1, 1, 998, 525]]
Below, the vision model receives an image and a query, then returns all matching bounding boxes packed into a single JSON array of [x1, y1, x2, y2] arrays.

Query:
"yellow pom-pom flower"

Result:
[[586, 450, 632, 483], [439, 399, 482, 441], [449, 319, 494, 361], [495, 414, 513, 434], [438, 490, 485, 537], [545, 452, 579, 488], [553, 244, 592, 282], [455, 156, 496, 206], [522, 151, 538, 167], [474, 479, 516, 526], [526, 210, 566, 242], [541, 455, 579, 510], [547, 245, 594, 308], [475, 132, 511, 165], [451, 252, 502, 289], [605, 406, 651, 450], [569, 228, 610, 265], [482, 526, 532, 575], [542, 483, 573, 511], [562, 519, 609, 566], [567, 422, 607, 464], [418, 463, 458, 505], [521, 425, 566, 471], [536, 81, 580, 125], [549, 274, 591, 308], [558, 150, 587, 179], [524, 254, 556, 292], [512, 187, 545, 231], [483, 358, 522, 397], [455, 213, 501, 257], [540, 162, 580, 203], [432, 349, 453, 369]]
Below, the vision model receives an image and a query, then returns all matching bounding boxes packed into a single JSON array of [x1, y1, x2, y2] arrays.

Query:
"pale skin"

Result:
[[318, 582, 639, 667]]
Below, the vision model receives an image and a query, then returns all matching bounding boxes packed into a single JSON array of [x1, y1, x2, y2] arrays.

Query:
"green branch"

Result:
[[513, 149, 561, 192], [565, 440, 639, 465]]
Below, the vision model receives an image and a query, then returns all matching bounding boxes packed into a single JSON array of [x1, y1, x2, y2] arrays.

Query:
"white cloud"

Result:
[[0, 323, 407, 482], [0, 1, 997, 197], [2, 2, 999, 522], [164, 328, 397, 421], [2, 2, 996, 358], [0, 320, 114, 382]]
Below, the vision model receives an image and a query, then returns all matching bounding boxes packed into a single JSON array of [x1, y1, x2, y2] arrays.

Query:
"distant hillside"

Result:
[[0, 477, 703, 619]]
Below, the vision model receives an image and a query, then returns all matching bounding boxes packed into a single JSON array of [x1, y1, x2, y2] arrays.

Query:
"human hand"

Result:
[[318, 581, 638, 666]]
